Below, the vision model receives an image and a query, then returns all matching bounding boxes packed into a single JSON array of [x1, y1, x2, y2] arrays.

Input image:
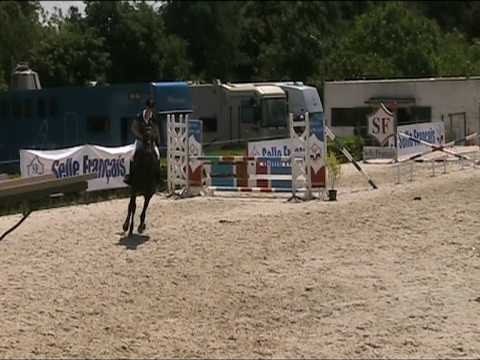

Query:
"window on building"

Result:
[[331, 107, 372, 127], [24, 98, 33, 119], [397, 106, 432, 125], [87, 115, 110, 133], [201, 117, 217, 132], [37, 98, 46, 118], [396, 108, 411, 126], [411, 106, 431, 122], [331, 108, 353, 127]]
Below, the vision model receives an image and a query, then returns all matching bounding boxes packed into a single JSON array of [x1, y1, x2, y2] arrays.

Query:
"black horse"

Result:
[[123, 125, 159, 235]]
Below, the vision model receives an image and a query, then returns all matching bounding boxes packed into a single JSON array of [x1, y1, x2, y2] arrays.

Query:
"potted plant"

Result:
[[326, 151, 342, 201]]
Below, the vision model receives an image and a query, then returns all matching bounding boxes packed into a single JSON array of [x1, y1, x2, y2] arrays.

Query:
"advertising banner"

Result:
[[247, 114, 326, 187], [20, 144, 135, 191], [396, 122, 445, 157]]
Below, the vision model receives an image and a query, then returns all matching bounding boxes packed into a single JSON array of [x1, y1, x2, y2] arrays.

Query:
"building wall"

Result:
[[324, 78, 480, 141]]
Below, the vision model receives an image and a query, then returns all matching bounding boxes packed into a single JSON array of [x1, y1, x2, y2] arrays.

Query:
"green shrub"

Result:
[[326, 151, 342, 189], [327, 135, 364, 163]]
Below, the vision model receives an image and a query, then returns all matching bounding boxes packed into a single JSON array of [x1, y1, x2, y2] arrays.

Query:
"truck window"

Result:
[[240, 99, 256, 123], [261, 98, 287, 127], [309, 111, 324, 124]]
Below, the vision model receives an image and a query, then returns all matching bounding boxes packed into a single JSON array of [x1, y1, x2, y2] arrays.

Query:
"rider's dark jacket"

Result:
[[131, 109, 161, 147]]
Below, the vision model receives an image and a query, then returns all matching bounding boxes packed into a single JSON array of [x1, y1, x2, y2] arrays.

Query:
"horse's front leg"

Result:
[[138, 192, 153, 234], [123, 194, 136, 235]]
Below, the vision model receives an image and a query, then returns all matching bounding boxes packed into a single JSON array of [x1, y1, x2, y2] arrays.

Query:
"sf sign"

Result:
[[368, 104, 394, 146]]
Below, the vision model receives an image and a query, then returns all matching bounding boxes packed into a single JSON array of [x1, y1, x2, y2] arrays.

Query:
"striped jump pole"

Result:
[[398, 132, 471, 161], [191, 155, 298, 162], [445, 132, 479, 147], [207, 186, 303, 193], [398, 149, 436, 163], [201, 158, 300, 190], [325, 126, 378, 190], [398, 148, 449, 163]]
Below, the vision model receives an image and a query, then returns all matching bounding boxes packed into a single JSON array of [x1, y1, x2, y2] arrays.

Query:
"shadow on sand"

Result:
[[117, 233, 150, 250]]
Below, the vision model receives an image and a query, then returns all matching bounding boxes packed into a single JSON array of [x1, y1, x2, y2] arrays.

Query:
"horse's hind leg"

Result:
[[138, 193, 153, 234], [123, 195, 136, 235]]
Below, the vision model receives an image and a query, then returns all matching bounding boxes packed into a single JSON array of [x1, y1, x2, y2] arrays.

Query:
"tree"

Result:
[[0, 68, 7, 91], [0, 1, 43, 87], [412, 1, 467, 34], [162, 1, 244, 81], [436, 31, 480, 77], [29, 12, 111, 87], [85, 0, 191, 83], [325, 2, 442, 80], [236, 1, 366, 83]]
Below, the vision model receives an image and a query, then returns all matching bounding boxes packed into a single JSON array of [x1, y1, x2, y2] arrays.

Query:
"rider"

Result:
[[124, 99, 161, 185]]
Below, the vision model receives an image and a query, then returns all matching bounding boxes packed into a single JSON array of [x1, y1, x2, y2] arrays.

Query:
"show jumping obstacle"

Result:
[[0, 173, 95, 240], [167, 113, 326, 201], [393, 132, 480, 184]]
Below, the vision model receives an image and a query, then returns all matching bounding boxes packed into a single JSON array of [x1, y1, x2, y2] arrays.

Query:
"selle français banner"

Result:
[[20, 144, 135, 191]]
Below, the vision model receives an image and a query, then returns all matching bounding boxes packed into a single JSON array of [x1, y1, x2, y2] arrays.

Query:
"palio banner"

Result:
[[248, 116, 325, 168], [20, 144, 135, 191], [247, 114, 326, 187]]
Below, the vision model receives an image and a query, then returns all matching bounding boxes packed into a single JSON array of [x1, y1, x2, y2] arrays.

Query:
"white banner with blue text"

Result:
[[20, 144, 135, 191]]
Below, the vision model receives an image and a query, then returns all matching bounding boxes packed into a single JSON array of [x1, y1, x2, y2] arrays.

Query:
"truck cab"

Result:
[[274, 82, 324, 124]]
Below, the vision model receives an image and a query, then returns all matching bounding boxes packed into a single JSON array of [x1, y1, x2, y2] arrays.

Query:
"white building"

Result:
[[324, 77, 480, 143]]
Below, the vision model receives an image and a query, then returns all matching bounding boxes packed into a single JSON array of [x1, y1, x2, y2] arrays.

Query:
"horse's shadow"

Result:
[[117, 233, 150, 250]]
